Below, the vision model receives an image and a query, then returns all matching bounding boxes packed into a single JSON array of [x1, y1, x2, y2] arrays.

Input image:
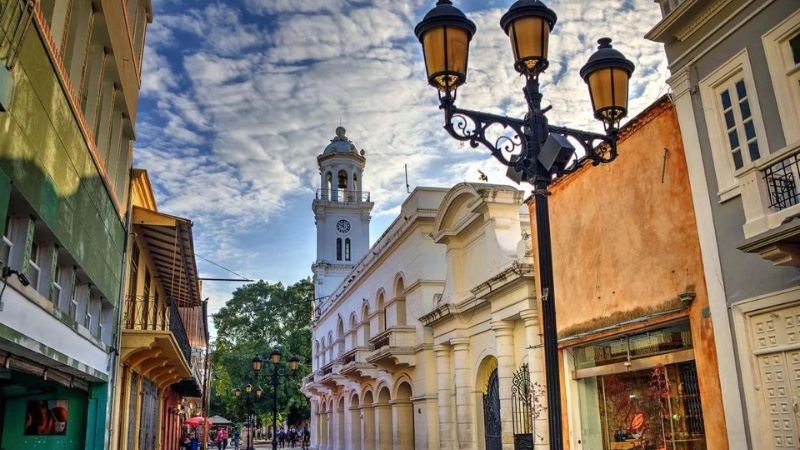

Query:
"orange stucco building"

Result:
[[528, 96, 727, 450]]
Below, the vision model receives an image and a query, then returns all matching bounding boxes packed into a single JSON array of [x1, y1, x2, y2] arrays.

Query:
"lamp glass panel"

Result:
[[422, 26, 469, 91], [289, 360, 299, 371], [588, 68, 630, 121], [510, 16, 549, 71], [271, 353, 281, 364]]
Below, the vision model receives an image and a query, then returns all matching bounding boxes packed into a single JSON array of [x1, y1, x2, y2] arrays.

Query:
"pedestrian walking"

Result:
[[232, 429, 240, 450], [278, 429, 285, 448], [288, 427, 297, 448], [216, 427, 229, 450], [302, 427, 310, 450]]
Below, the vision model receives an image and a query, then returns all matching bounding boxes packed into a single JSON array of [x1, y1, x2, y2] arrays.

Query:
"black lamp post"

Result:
[[233, 386, 257, 450], [415, 1, 634, 449], [252, 349, 301, 450]]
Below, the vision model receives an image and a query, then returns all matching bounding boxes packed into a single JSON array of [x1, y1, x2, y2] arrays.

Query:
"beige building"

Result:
[[302, 136, 543, 450]]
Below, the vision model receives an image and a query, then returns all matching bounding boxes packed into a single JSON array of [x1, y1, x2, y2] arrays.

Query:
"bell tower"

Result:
[[312, 127, 373, 301]]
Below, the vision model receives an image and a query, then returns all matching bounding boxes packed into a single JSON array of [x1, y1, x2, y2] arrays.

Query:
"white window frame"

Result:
[[763, 9, 800, 147], [700, 49, 770, 201], [69, 282, 79, 319], [1, 217, 13, 267], [50, 264, 62, 304], [27, 241, 41, 290]]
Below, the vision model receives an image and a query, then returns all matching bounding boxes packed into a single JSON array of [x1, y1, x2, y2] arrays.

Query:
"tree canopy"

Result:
[[210, 278, 314, 427]]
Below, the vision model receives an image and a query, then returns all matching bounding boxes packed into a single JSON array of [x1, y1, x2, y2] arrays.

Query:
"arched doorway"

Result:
[[337, 397, 346, 450], [362, 390, 375, 450], [376, 387, 392, 450], [350, 394, 362, 450], [394, 381, 415, 449], [483, 369, 502, 450]]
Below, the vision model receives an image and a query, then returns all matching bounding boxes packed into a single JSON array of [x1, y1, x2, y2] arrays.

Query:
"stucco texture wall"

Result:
[[528, 99, 728, 449], [0, 21, 126, 303]]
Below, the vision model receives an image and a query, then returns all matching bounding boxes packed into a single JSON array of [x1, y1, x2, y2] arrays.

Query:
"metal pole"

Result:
[[272, 367, 279, 450], [532, 179, 563, 450]]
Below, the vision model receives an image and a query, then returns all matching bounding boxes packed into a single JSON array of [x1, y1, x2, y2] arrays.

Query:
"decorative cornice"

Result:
[[675, 0, 735, 42]]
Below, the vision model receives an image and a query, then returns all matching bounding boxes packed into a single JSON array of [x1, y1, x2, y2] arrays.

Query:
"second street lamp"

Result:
[[252, 348, 301, 450], [415, 1, 635, 449]]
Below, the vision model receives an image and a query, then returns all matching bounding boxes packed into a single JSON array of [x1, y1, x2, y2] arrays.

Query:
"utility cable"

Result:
[[196, 254, 254, 281]]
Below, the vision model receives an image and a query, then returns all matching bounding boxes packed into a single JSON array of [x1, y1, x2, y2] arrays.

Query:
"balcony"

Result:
[[311, 360, 345, 389], [314, 189, 371, 204], [339, 347, 381, 381], [739, 143, 800, 266], [366, 327, 417, 369], [120, 297, 198, 394]]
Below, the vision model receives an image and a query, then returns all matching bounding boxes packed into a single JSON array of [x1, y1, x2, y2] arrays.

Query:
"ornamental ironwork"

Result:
[[512, 363, 534, 450], [483, 368, 502, 450]]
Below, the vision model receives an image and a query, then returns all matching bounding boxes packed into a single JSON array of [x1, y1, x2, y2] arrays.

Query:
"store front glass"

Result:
[[573, 322, 706, 450]]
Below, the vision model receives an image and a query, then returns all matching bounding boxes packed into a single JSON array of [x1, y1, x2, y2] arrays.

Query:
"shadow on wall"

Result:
[[0, 155, 125, 304]]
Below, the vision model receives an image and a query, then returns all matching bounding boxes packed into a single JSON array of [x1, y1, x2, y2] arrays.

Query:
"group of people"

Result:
[[274, 426, 310, 449], [181, 424, 310, 450]]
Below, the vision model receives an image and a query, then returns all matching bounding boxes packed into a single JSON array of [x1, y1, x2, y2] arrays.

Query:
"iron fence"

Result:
[[764, 152, 800, 210], [315, 189, 370, 203]]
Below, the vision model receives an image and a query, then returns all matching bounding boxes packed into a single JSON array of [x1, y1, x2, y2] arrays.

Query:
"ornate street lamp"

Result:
[[249, 347, 302, 450], [416, 2, 634, 449]]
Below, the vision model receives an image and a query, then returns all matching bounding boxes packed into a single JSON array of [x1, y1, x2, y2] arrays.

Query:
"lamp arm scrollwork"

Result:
[[440, 93, 526, 169], [439, 91, 620, 176]]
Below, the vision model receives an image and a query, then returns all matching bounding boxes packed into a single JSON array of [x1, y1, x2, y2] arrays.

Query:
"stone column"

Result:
[[491, 320, 516, 450], [327, 408, 334, 450], [451, 337, 473, 449], [349, 403, 362, 450], [520, 309, 548, 447], [310, 400, 319, 450], [434, 344, 454, 450], [391, 399, 414, 450], [318, 407, 328, 450], [360, 404, 375, 450]]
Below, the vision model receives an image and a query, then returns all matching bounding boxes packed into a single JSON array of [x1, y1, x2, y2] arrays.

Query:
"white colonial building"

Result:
[[303, 129, 548, 450]]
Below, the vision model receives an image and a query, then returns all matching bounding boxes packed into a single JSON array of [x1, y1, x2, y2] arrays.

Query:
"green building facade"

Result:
[[0, 0, 151, 449]]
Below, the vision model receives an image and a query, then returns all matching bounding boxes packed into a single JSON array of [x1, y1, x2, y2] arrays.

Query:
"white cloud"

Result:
[[140, 0, 668, 323]]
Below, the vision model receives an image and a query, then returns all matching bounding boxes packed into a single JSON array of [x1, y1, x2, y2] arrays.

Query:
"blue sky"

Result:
[[134, 0, 668, 322]]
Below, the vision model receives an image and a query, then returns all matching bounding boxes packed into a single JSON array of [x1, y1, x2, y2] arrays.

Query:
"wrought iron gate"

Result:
[[483, 368, 502, 450], [512, 363, 534, 450]]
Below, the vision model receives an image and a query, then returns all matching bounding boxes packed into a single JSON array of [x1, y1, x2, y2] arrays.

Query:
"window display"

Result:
[[575, 323, 706, 450]]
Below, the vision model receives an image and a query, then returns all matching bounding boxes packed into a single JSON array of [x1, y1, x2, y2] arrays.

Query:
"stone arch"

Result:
[[475, 355, 500, 449], [336, 316, 345, 356], [376, 386, 393, 450], [326, 331, 334, 364], [349, 391, 363, 450], [393, 273, 407, 326], [361, 389, 375, 450], [376, 289, 386, 333], [361, 301, 371, 344], [392, 374, 414, 399], [349, 312, 358, 349], [326, 172, 333, 198], [362, 388, 374, 405], [393, 380, 415, 449], [338, 170, 349, 201]]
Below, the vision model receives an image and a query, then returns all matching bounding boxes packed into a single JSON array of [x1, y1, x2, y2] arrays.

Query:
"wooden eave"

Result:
[[132, 206, 202, 307]]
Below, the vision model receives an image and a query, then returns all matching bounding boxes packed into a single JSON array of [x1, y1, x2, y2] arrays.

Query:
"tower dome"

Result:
[[323, 127, 360, 155]]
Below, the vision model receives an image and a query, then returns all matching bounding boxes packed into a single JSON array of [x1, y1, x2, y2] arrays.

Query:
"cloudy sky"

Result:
[[135, 0, 669, 320]]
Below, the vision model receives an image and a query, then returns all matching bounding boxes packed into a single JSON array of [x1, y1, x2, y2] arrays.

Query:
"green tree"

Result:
[[210, 278, 314, 426]]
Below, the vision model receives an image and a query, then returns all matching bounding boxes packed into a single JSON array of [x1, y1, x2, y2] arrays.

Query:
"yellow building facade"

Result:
[[109, 169, 209, 450]]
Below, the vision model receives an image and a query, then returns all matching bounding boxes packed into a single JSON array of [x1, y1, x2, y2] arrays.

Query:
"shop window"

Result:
[[573, 323, 706, 450]]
